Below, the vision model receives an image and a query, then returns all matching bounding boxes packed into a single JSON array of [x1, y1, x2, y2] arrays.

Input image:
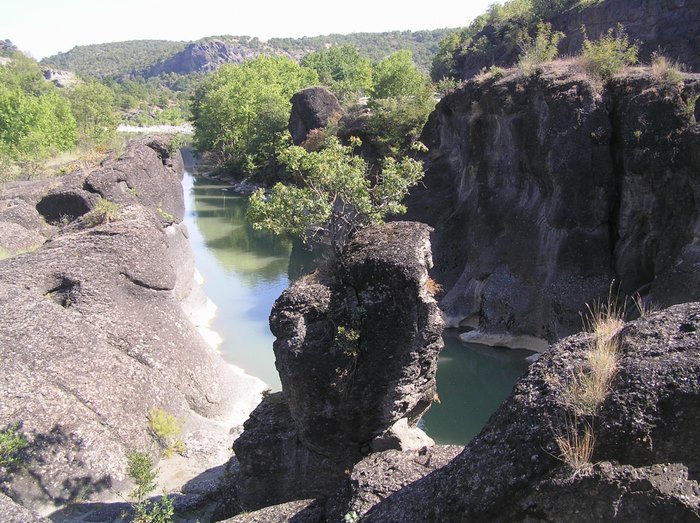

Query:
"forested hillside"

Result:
[[41, 29, 453, 79], [41, 40, 188, 77]]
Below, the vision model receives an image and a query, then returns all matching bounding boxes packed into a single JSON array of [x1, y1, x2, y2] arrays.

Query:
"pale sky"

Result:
[[2, 0, 499, 59]]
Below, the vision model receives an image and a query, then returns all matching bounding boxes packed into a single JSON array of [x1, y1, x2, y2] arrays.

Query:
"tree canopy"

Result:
[[301, 45, 373, 101], [372, 50, 429, 99], [192, 55, 318, 173]]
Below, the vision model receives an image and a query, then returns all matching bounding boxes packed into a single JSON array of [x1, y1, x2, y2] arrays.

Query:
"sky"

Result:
[[2, 0, 499, 60]]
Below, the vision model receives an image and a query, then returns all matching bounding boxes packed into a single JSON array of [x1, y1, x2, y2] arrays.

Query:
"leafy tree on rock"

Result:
[[247, 136, 424, 256]]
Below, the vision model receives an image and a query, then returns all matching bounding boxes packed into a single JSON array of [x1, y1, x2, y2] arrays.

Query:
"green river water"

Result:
[[183, 169, 533, 444]]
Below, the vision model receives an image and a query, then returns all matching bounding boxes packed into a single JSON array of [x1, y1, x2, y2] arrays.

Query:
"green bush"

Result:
[[518, 22, 565, 75], [147, 408, 184, 458], [0, 423, 28, 468], [126, 450, 174, 523], [581, 24, 639, 81]]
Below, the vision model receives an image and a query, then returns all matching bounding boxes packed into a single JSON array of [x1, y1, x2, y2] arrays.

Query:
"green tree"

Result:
[[301, 45, 373, 101], [247, 136, 424, 255], [371, 50, 428, 99], [192, 55, 318, 173], [518, 22, 565, 75], [67, 79, 119, 147]]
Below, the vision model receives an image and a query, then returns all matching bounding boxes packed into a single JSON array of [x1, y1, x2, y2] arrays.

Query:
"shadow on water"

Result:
[[421, 330, 533, 444]]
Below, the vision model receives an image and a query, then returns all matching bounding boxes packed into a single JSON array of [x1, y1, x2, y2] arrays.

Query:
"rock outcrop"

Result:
[[408, 64, 700, 345], [455, 0, 700, 79], [0, 137, 262, 512], [357, 302, 700, 521], [288, 86, 342, 145], [231, 222, 444, 512], [146, 38, 305, 76]]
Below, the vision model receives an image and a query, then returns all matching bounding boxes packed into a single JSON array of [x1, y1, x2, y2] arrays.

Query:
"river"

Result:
[[182, 168, 533, 444]]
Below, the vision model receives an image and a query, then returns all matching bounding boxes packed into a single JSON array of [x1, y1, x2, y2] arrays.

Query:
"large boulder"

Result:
[[359, 302, 700, 521], [288, 86, 342, 145], [409, 64, 700, 345], [232, 222, 444, 511]]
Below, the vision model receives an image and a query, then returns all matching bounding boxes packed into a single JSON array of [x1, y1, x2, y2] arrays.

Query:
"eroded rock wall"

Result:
[[409, 66, 700, 343]]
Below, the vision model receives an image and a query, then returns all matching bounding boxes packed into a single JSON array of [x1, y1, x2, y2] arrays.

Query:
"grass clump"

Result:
[[555, 416, 595, 473], [83, 197, 120, 227], [581, 24, 638, 81], [0, 423, 28, 468], [564, 295, 624, 415], [126, 450, 174, 523], [651, 53, 684, 85], [518, 22, 565, 76], [147, 408, 185, 458]]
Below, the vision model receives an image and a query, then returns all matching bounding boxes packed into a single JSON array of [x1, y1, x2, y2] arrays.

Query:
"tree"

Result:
[[192, 56, 318, 174], [67, 79, 119, 147], [247, 136, 424, 256], [371, 50, 428, 99], [301, 45, 373, 101]]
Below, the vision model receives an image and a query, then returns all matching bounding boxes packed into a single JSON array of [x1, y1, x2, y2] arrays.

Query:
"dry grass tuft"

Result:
[[651, 53, 684, 85], [555, 416, 595, 472], [425, 277, 443, 297]]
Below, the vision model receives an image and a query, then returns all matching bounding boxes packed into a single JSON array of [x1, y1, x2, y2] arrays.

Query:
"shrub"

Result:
[[83, 197, 120, 226], [147, 408, 184, 458], [126, 451, 174, 523], [0, 423, 28, 468], [581, 24, 638, 81], [518, 22, 565, 75]]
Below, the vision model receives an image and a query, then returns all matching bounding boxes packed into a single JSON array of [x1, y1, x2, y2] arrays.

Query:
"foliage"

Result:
[[555, 415, 595, 472], [191, 55, 318, 174], [518, 22, 564, 75], [302, 45, 372, 101], [127, 451, 158, 502], [367, 91, 435, 158], [581, 24, 638, 81], [66, 79, 120, 147], [126, 451, 174, 523], [247, 136, 424, 255], [147, 408, 184, 458], [0, 423, 28, 468], [371, 50, 428, 99], [83, 197, 120, 227], [0, 53, 78, 175]]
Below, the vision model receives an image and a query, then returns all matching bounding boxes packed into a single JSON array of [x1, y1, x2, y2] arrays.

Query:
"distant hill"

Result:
[[41, 40, 188, 77], [42, 29, 455, 79]]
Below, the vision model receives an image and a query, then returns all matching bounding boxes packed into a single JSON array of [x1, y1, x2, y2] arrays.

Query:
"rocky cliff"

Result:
[[408, 63, 700, 346], [228, 222, 444, 513], [0, 137, 262, 513], [455, 0, 700, 79]]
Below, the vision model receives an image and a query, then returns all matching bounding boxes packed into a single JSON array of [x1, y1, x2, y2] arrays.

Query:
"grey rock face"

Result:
[[288, 86, 342, 145], [410, 66, 700, 342], [233, 222, 444, 511], [0, 137, 250, 510], [360, 302, 700, 522]]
